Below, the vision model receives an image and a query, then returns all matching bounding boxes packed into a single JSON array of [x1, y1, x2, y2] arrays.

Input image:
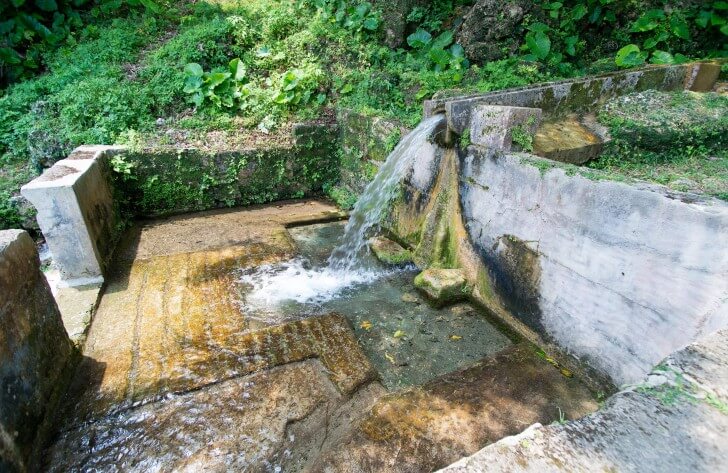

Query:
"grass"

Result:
[[587, 91, 728, 200], [0, 0, 568, 229]]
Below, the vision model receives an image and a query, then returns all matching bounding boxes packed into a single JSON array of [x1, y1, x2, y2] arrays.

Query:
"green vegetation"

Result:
[[1, 0, 726, 229], [588, 90, 728, 200], [637, 364, 728, 415]]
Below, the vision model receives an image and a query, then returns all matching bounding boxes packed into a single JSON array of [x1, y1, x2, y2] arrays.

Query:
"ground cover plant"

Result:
[[1, 0, 726, 229], [588, 90, 728, 200]]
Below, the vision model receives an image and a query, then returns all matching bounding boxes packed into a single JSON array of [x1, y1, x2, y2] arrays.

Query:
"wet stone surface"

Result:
[[43, 200, 599, 472]]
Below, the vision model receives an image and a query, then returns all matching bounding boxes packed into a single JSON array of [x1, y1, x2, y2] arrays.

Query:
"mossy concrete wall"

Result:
[[427, 62, 721, 132], [115, 124, 339, 218], [0, 230, 74, 472], [332, 109, 407, 208]]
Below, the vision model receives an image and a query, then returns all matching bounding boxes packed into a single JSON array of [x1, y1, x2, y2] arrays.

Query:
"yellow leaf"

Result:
[[360, 321, 373, 331], [450, 335, 462, 341], [384, 352, 396, 364], [393, 330, 405, 338], [560, 368, 573, 378]]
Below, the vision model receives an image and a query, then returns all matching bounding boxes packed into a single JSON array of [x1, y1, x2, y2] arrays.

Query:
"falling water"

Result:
[[328, 115, 444, 270], [239, 115, 445, 308]]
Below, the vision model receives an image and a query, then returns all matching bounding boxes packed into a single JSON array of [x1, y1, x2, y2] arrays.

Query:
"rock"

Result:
[[439, 329, 728, 473], [0, 229, 74, 471], [532, 116, 605, 165], [401, 292, 420, 303], [414, 268, 468, 306], [373, 0, 428, 48], [469, 105, 542, 151], [457, 0, 537, 64], [369, 236, 413, 265], [8, 194, 39, 231]]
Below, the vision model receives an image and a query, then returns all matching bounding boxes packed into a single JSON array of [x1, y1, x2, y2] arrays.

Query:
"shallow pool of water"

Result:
[[237, 221, 514, 389]]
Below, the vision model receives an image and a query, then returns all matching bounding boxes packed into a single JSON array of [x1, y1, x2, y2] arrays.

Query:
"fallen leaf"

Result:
[[384, 352, 396, 364], [393, 330, 405, 338], [560, 368, 573, 378], [360, 321, 373, 331], [450, 335, 462, 341]]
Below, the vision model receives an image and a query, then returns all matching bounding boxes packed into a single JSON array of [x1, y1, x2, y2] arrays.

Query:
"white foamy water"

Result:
[[239, 115, 444, 307], [239, 258, 382, 307]]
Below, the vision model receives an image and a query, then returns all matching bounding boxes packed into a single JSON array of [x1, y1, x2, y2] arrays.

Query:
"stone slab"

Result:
[[311, 343, 598, 473], [533, 116, 605, 164], [685, 61, 722, 92], [369, 236, 413, 265], [414, 268, 468, 306], [467, 105, 542, 151], [439, 329, 728, 473], [0, 230, 73, 471], [54, 283, 102, 347]]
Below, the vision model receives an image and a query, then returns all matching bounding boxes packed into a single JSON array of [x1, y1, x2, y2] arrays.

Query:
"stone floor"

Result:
[[43, 199, 598, 472]]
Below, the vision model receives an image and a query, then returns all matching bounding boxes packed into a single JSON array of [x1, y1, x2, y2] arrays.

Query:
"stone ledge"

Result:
[[438, 328, 728, 473]]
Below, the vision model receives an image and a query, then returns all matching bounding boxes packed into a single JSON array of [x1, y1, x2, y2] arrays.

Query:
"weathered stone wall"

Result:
[[333, 109, 407, 208], [21, 145, 125, 286], [439, 327, 728, 473], [426, 63, 720, 126], [458, 151, 728, 385], [115, 124, 339, 218], [0, 230, 74, 472]]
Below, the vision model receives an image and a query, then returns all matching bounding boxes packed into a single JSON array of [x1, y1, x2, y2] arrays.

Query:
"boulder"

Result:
[[414, 268, 468, 306], [369, 236, 413, 265], [457, 0, 537, 63]]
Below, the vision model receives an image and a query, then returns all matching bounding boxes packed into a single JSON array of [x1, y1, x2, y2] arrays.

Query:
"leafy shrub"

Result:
[[0, 0, 163, 85], [406, 29, 468, 74], [183, 59, 249, 109]]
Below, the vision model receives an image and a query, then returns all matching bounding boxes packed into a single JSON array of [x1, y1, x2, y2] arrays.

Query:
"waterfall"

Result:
[[238, 115, 445, 308], [328, 115, 445, 270]]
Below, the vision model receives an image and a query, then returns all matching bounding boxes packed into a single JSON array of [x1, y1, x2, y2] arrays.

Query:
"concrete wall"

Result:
[[426, 62, 721, 131], [21, 145, 125, 286], [459, 150, 728, 385], [0, 230, 74, 472]]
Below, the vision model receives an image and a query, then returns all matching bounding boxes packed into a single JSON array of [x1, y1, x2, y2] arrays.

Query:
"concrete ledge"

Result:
[[21, 145, 125, 286], [427, 63, 722, 135], [439, 328, 728, 473]]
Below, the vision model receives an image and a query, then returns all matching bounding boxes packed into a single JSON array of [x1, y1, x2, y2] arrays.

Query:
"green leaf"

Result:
[[407, 29, 431, 49], [722, 24, 728, 35], [191, 91, 204, 107], [139, 0, 161, 13], [589, 5, 602, 24], [571, 4, 588, 20], [712, 13, 726, 26], [715, 2, 728, 10], [431, 30, 454, 50], [525, 31, 551, 60], [0, 20, 15, 36], [340, 83, 353, 94], [35, 0, 58, 12], [207, 72, 231, 88], [696, 10, 710, 28], [631, 9, 664, 32], [670, 16, 690, 39], [183, 75, 202, 93], [673, 53, 690, 64], [184, 63, 203, 77], [528, 22, 550, 33], [429, 48, 450, 67], [615, 44, 647, 67], [11, 0, 26, 7], [363, 17, 379, 31], [650, 50, 674, 64], [229, 58, 246, 81], [564, 35, 579, 56]]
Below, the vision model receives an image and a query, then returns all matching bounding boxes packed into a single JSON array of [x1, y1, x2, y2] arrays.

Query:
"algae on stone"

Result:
[[414, 268, 468, 306], [369, 236, 413, 265]]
